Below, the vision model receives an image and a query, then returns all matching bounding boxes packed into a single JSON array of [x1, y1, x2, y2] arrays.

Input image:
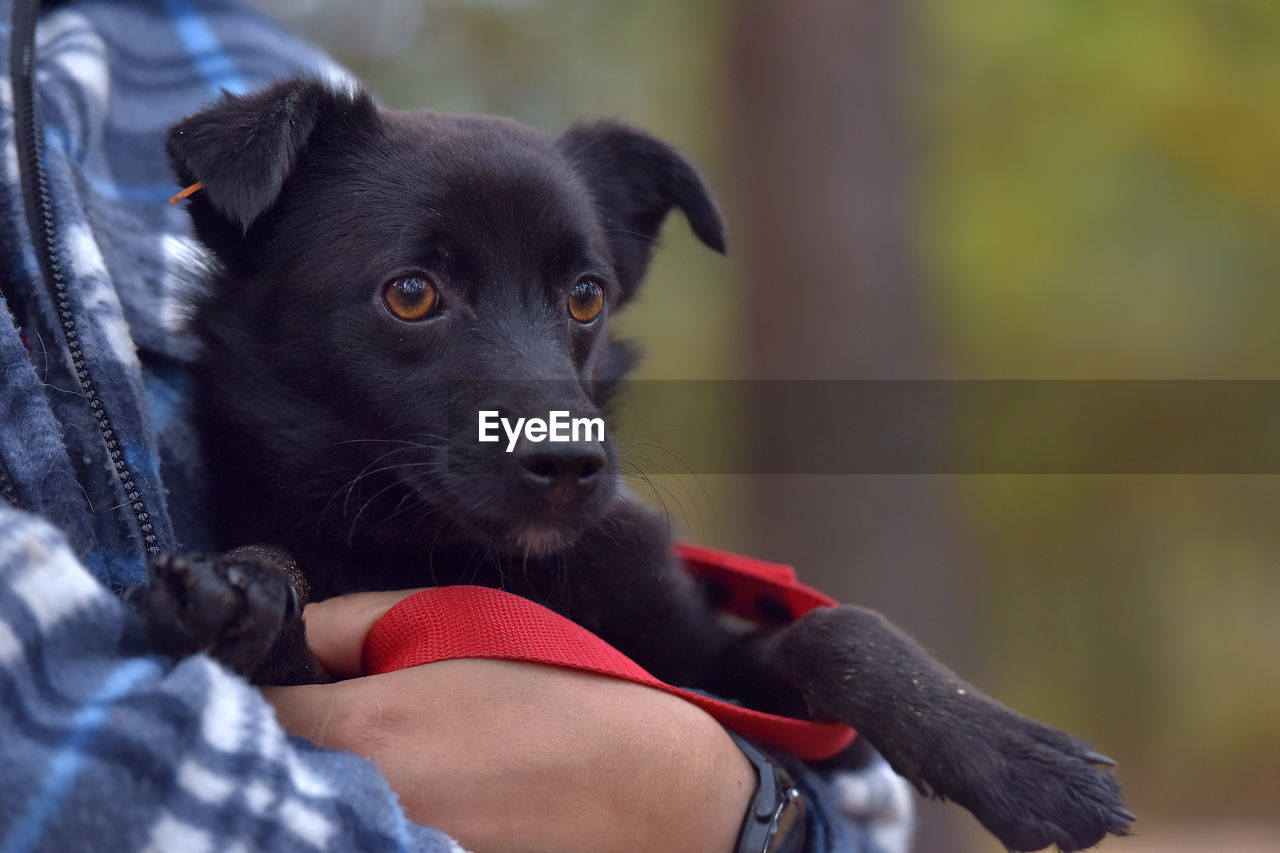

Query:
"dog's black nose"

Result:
[[515, 439, 606, 499]]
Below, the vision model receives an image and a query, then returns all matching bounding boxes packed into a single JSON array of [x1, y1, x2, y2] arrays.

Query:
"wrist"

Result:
[[726, 731, 809, 853]]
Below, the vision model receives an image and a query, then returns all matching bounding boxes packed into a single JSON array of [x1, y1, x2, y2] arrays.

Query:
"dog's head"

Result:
[[170, 77, 723, 557]]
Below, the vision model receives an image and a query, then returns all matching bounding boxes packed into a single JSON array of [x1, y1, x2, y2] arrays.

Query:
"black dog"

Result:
[[132, 78, 1131, 852]]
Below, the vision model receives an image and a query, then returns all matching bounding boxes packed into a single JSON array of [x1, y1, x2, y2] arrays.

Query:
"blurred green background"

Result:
[[254, 1, 1280, 849]]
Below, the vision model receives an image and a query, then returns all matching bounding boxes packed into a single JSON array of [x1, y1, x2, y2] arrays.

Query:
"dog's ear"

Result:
[[559, 121, 725, 301], [167, 77, 375, 248]]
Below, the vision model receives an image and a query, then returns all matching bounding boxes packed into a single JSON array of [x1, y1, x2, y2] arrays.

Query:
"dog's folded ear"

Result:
[[558, 121, 725, 301], [167, 77, 375, 248]]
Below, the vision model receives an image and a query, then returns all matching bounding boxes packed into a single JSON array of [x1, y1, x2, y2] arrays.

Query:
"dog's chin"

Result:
[[443, 511, 591, 559], [504, 525, 578, 558], [422, 481, 612, 559]]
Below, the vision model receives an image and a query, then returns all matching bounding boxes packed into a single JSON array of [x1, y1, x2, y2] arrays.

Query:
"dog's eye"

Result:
[[384, 276, 440, 321], [568, 279, 604, 324]]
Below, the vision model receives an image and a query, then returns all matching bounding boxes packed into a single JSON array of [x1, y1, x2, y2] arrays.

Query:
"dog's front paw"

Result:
[[925, 701, 1132, 852], [128, 550, 298, 676], [768, 605, 1132, 851]]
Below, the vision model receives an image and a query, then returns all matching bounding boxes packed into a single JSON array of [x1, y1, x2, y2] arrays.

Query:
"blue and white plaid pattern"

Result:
[[0, 1, 912, 850], [0, 510, 462, 852]]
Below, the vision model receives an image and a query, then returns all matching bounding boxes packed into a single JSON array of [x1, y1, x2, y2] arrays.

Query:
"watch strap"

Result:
[[727, 730, 809, 853]]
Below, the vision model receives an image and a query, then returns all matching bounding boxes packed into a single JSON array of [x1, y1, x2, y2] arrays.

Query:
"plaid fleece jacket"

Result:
[[0, 1, 911, 851]]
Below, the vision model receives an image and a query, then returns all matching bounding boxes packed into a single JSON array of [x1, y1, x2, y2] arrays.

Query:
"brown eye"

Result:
[[568, 279, 604, 324], [383, 276, 439, 321]]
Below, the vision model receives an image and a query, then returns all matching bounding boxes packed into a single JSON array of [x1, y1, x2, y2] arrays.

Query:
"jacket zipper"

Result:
[[0, 457, 17, 507], [0, 284, 16, 505], [10, 0, 159, 553]]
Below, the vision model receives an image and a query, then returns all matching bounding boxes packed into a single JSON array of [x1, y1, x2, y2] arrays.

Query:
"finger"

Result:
[[302, 588, 425, 677]]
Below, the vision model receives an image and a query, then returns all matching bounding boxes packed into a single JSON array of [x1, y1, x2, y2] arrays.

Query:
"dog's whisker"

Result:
[[319, 436, 446, 453], [618, 466, 702, 539], [344, 472, 431, 548], [325, 453, 413, 521], [328, 450, 437, 521], [617, 466, 675, 523], [362, 486, 428, 537], [613, 437, 704, 484]]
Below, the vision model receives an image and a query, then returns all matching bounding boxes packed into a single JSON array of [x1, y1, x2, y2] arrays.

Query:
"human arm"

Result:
[[263, 590, 755, 853], [263, 590, 917, 853]]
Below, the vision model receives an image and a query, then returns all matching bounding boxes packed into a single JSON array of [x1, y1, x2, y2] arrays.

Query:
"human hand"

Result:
[[261, 590, 754, 853]]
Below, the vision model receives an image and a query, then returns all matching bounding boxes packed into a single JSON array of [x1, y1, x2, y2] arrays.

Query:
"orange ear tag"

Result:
[[168, 181, 204, 205]]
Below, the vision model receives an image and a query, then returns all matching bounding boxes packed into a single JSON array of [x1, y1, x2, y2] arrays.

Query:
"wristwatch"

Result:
[[727, 731, 809, 853]]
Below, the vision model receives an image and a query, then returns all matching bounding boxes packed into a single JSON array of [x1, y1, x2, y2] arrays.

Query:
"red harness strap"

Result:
[[363, 543, 856, 761]]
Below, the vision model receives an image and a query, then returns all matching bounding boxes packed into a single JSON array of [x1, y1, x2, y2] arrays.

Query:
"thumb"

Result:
[[302, 588, 425, 678]]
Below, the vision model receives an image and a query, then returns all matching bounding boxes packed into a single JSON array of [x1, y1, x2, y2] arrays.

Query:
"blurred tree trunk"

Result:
[[728, 1, 975, 849]]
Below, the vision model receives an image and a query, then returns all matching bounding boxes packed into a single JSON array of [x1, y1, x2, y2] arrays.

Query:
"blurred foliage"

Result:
[[914, 0, 1280, 824], [254, 0, 1280, 838], [916, 0, 1280, 378]]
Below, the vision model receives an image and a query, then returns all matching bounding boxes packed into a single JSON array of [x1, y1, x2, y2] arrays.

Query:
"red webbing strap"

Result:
[[363, 545, 856, 761], [673, 542, 840, 617]]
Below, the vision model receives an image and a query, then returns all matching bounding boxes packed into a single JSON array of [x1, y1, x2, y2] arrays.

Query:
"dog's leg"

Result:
[[489, 495, 1133, 851], [748, 604, 1132, 852], [128, 545, 321, 684]]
